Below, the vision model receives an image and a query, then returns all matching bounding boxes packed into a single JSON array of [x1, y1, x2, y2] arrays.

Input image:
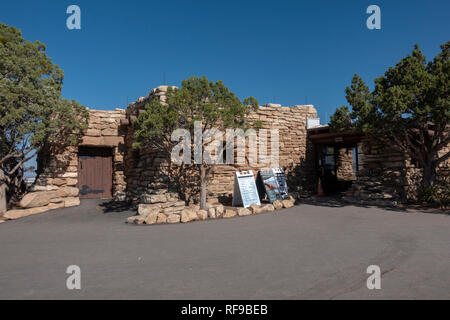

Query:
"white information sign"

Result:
[[232, 170, 261, 208]]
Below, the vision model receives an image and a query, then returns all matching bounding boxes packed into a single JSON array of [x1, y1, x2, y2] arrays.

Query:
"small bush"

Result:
[[417, 183, 450, 209]]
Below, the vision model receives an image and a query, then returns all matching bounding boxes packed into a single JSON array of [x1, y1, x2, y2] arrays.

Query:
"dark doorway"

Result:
[[308, 128, 364, 196], [78, 147, 113, 199]]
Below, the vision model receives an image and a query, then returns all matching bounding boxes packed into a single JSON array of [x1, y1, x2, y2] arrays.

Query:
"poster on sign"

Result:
[[272, 168, 289, 199], [256, 169, 282, 204], [232, 171, 261, 208]]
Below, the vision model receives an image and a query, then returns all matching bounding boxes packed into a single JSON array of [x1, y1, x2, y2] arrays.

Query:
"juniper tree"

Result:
[[133, 76, 259, 209], [0, 23, 89, 213], [330, 42, 450, 188]]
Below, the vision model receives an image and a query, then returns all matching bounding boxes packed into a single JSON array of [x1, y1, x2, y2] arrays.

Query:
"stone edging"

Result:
[[126, 198, 296, 225]]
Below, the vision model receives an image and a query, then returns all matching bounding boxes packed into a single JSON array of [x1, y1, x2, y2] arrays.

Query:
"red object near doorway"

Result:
[[317, 178, 325, 197]]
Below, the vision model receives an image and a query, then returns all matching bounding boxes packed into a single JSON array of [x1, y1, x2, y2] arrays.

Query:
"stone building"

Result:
[[2, 85, 448, 219]]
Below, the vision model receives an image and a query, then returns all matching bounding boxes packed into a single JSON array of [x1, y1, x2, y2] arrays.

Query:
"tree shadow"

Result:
[[97, 200, 135, 213]]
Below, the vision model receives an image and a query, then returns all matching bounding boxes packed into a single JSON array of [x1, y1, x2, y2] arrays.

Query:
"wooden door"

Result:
[[78, 147, 112, 199]]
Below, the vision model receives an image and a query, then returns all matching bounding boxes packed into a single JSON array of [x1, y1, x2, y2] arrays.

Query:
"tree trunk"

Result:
[[199, 164, 207, 210], [422, 160, 436, 187], [0, 171, 7, 215]]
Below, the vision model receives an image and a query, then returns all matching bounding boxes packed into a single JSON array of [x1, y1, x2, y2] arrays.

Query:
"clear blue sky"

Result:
[[1, 0, 449, 123]]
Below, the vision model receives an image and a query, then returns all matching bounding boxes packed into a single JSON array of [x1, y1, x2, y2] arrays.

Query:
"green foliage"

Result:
[[0, 23, 89, 202], [417, 182, 450, 209], [132, 75, 259, 208], [330, 42, 450, 188], [329, 106, 353, 132], [133, 76, 259, 149]]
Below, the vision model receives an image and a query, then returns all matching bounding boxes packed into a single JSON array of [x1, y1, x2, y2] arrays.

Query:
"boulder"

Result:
[[62, 172, 77, 178], [273, 200, 283, 210], [180, 209, 196, 223], [282, 199, 295, 208], [261, 204, 275, 212], [138, 204, 161, 216], [215, 204, 225, 217], [19, 191, 56, 208], [65, 178, 78, 186], [163, 206, 186, 215], [156, 213, 167, 224], [197, 210, 208, 220], [144, 212, 158, 225], [237, 207, 252, 216], [31, 185, 54, 191], [127, 216, 145, 225], [56, 187, 79, 197], [167, 214, 181, 224], [208, 207, 216, 219], [3, 206, 49, 220], [51, 178, 66, 186], [249, 204, 263, 214], [141, 194, 167, 204], [64, 197, 80, 207], [223, 209, 237, 218], [47, 202, 65, 210]]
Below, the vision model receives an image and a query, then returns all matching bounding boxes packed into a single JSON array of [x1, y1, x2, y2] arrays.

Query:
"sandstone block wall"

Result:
[[123, 87, 318, 205], [344, 138, 450, 206], [2, 108, 128, 220], [336, 148, 356, 181]]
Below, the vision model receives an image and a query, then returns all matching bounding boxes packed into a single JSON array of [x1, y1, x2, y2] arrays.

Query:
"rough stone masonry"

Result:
[[2, 85, 448, 222]]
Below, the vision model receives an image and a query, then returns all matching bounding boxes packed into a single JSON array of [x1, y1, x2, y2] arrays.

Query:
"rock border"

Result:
[[126, 197, 297, 225]]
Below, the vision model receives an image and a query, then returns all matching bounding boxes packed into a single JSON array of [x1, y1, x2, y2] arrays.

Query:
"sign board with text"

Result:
[[232, 171, 261, 208], [256, 169, 282, 204], [272, 168, 289, 200]]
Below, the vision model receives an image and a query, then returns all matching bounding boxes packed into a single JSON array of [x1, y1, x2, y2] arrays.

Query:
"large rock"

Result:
[[56, 187, 79, 198], [66, 178, 78, 186], [47, 202, 65, 210], [156, 213, 167, 224], [3, 206, 49, 220], [19, 192, 56, 208], [163, 206, 186, 215], [273, 200, 283, 210], [249, 204, 263, 214], [215, 204, 225, 217], [261, 204, 275, 212], [138, 204, 161, 216], [140, 194, 167, 204], [127, 215, 145, 225], [51, 178, 66, 186], [144, 212, 158, 225], [180, 209, 196, 223], [167, 214, 181, 223], [208, 207, 216, 219], [167, 214, 181, 224], [64, 197, 80, 207], [282, 199, 294, 208], [197, 210, 208, 220], [223, 209, 237, 218], [237, 207, 252, 216]]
